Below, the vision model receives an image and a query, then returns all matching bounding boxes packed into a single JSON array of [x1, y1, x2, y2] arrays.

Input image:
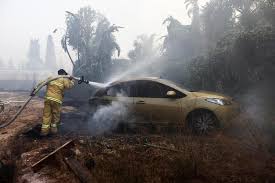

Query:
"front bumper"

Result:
[[213, 101, 241, 127]]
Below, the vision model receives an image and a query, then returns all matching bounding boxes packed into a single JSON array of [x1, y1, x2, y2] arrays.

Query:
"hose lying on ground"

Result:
[[0, 75, 89, 129]]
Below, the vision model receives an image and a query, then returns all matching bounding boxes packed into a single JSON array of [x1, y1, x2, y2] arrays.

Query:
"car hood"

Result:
[[191, 91, 232, 100]]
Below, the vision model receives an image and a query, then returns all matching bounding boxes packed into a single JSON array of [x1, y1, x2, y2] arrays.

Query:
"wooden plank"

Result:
[[31, 139, 74, 172], [64, 157, 93, 183]]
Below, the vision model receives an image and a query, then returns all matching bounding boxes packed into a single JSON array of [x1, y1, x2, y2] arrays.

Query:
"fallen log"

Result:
[[144, 143, 184, 153], [64, 157, 93, 183], [31, 139, 74, 172]]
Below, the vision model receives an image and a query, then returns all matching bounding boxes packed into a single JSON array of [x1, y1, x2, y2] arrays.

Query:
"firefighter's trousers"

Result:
[[41, 99, 61, 134]]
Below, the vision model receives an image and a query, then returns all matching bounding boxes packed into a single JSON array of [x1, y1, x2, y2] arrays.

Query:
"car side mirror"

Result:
[[166, 91, 177, 98]]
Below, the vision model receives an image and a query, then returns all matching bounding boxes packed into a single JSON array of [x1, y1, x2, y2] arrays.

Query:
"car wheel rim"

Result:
[[192, 112, 217, 135]]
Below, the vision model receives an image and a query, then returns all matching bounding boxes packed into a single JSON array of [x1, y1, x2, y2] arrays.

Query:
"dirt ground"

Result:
[[0, 92, 43, 159], [1, 92, 275, 183]]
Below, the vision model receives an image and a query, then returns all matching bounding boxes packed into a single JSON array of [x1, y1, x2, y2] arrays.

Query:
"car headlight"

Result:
[[205, 98, 232, 106]]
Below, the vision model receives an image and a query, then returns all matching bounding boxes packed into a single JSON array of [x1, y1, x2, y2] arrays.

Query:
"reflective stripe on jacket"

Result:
[[45, 77, 74, 104]]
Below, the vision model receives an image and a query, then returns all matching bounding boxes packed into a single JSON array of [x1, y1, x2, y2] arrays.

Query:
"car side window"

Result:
[[158, 83, 186, 98], [147, 82, 163, 98], [135, 81, 162, 98], [122, 81, 136, 97], [107, 85, 125, 97], [135, 80, 185, 98], [106, 82, 135, 97], [134, 81, 147, 97]]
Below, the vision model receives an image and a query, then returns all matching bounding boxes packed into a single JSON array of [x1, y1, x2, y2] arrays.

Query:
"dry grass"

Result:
[[11, 130, 275, 183]]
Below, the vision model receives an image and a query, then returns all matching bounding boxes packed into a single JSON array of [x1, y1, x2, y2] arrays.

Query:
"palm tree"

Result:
[[184, 0, 200, 33], [64, 6, 122, 81]]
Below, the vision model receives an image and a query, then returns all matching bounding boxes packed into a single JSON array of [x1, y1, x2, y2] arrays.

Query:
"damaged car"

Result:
[[89, 77, 240, 134]]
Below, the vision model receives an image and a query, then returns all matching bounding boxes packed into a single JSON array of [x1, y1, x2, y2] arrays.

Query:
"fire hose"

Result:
[[0, 75, 90, 129]]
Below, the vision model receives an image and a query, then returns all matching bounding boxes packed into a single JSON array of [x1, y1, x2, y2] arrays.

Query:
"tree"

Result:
[[174, 0, 275, 92], [200, 0, 235, 49], [185, 0, 200, 33], [26, 39, 43, 69], [162, 16, 197, 59], [45, 35, 57, 71], [63, 6, 121, 82], [255, 0, 275, 27], [160, 0, 202, 59], [128, 34, 157, 62], [233, 0, 258, 30]]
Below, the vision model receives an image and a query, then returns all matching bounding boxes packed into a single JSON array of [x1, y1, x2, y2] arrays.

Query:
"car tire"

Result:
[[187, 110, 219, 135]]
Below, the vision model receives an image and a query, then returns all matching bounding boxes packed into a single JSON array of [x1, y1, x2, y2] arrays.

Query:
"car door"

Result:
[[133, 80, 183, 123]]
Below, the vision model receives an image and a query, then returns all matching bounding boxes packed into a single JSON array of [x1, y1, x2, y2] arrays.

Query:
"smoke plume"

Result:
[[88, 101, 130, 135]]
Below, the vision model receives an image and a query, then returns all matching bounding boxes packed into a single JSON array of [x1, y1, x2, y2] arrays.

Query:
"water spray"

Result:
[[105, 58, 160, 85], [77, 76, 107, 88]]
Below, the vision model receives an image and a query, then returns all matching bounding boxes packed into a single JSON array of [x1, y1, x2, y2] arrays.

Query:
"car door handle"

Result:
[[136, 101, 145, 104]]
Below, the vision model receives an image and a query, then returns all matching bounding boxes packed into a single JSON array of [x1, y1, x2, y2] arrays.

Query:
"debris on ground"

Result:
[[1, 92, 275, 183], [31, 139, 74, 172]]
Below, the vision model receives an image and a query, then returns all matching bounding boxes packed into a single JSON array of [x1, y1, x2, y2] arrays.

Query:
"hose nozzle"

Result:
[[78, 76, 89, 84]]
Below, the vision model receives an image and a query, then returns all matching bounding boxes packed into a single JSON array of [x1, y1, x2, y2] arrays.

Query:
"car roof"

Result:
[[109, 77, 190, 93], [111, 77, 159, 83]]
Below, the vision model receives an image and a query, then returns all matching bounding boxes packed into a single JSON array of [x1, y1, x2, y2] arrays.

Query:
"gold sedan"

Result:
[[89, 77, 240, 134]]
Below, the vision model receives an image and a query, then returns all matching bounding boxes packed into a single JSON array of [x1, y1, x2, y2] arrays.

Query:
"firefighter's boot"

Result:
[[40, 125, 50, 136], [50, 123, 58, 135]]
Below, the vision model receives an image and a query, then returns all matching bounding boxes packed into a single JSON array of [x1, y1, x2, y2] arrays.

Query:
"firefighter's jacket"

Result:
[[44, 77, 74, 104]]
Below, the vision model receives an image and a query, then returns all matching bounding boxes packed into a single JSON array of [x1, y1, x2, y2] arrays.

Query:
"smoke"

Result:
[[85, 56, 164, 136], [87, 101, 132, 135], [227, 79, 275, 152], [237, 79, 275, 124]]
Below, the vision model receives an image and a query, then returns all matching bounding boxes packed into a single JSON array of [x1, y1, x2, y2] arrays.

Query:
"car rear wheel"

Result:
[[187, 110, 219, 135]]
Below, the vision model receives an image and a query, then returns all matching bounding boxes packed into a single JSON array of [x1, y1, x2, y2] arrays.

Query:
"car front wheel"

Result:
[[187, 110, 219, 135]]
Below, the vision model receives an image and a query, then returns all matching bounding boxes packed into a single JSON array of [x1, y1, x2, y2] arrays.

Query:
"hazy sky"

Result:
[[0, 0, 207, 67]]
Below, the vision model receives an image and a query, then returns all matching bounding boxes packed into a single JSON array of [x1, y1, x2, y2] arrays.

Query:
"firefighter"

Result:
[[39, 69, 74, 136]]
